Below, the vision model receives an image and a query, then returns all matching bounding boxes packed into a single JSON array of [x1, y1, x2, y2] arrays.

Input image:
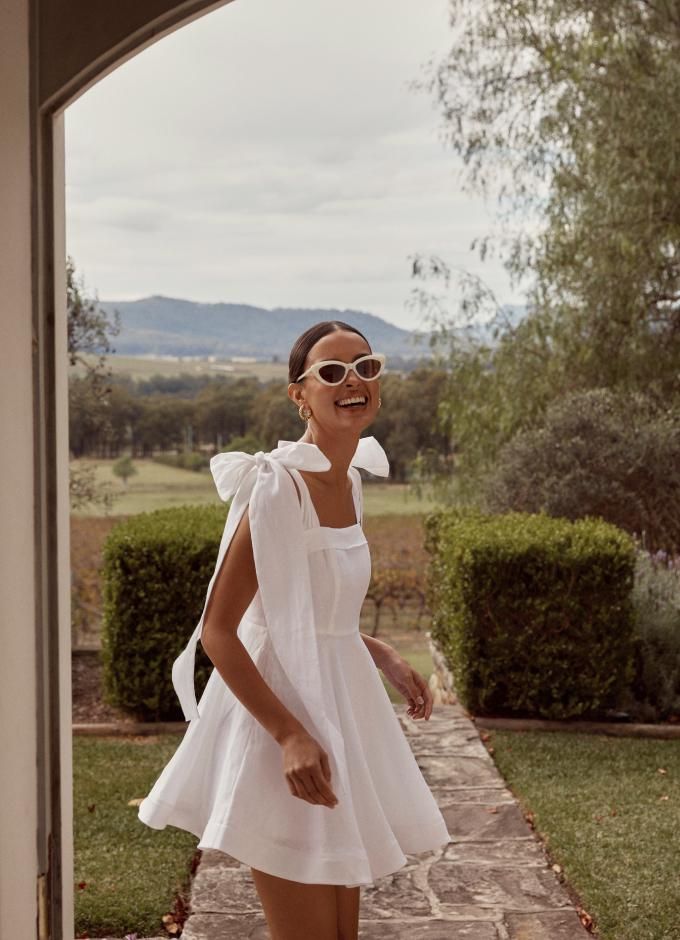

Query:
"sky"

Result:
[[65, 0, 525, 332]]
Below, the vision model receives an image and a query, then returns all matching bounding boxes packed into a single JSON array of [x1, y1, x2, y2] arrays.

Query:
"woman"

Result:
[[138, 320, 451, 940]]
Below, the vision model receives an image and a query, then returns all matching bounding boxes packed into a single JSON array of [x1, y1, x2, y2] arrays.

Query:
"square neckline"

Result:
[[287, 466, 361, 531]]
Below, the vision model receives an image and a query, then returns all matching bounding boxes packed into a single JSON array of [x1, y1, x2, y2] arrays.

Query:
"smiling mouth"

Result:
[[335, 395, 368, 409]]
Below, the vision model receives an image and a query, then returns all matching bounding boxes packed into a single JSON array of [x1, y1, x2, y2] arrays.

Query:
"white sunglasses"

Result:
[[295, 353, 386, 386]]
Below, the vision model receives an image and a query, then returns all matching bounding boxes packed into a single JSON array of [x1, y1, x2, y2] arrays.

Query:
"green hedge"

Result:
[[424, 508, 637, 720], [101, 504, 227, 720]]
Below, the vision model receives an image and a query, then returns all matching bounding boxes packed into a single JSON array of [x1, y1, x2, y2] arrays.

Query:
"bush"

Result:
[[424, 507, 637, 720], [101, 504, 227, 720], [617, 548, 680, 722], [152, 452, 210, 472], [222, 432, 265, 453], [482, 388, 680, 554]]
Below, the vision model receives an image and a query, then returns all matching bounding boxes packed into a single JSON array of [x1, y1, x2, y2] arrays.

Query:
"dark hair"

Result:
[[288, 321, 372, 384]]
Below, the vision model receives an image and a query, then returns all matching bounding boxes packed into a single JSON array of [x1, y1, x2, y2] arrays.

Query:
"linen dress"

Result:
[[138, 436, 452, 887]]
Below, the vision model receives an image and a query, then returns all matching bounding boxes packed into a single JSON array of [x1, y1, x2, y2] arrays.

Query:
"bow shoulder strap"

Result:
[[171, 442, 330, 722]]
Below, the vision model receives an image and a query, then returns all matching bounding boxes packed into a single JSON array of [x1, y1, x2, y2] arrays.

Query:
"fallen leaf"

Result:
[[577, 906, 594, 929], [127, 797, 144, 807], [659, 795, 669, 801], [552, 863, 562, 874], [658, 768, 668, 775], [87, 803, 96, 813]]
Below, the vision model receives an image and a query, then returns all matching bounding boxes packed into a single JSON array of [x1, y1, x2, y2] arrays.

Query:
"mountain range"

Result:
[[100, 296, 430, 361], [99, 295, 526, 362]]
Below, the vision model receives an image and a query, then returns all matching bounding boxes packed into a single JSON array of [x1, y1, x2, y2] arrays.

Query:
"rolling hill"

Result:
[[99, 296, 433, 361]]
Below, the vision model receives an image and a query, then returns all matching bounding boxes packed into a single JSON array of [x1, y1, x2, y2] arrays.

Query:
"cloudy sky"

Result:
[[65, 0, 525, 331]]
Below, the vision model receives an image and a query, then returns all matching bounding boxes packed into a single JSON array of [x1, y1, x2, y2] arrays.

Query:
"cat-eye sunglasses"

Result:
[[295, 353, 386, 386]]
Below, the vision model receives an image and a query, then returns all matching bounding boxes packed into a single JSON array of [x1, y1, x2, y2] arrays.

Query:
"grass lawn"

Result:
[[73, 735, 198, 938], [71, 458, 219, 516], [71, 457, 442, 517], [486, 729, 680, 940]]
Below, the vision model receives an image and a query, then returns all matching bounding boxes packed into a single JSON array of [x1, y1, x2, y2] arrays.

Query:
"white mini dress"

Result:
[[138, 439, 451, 887]]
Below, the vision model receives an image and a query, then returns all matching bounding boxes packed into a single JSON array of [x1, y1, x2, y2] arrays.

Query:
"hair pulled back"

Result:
[[288, 321, 372, 384]]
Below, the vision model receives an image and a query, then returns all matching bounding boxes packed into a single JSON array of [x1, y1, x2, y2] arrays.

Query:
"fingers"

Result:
[[306, 772, 339, 808], [284, 747, 338, 808], [291, 771, 338, 808], [406, 671, 433, 720]]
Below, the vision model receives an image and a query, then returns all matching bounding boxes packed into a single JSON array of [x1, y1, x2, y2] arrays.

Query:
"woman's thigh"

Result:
[[250, 866, 339, 940]]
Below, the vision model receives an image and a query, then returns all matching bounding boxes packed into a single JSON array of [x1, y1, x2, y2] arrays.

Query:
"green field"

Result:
[[71, 457, 442, 517], [71, 352, 289, 383]]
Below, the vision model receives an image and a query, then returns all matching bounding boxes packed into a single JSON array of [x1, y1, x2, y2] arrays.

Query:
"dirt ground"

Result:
[[71, 652, 133, 724]]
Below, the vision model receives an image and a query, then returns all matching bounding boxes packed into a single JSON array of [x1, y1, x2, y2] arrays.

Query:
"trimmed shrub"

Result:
[[101, 504, 227, 720], [424, 507, 637, 720]]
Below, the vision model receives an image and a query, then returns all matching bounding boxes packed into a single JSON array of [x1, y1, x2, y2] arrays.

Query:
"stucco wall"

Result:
[[0, 0, 39, 935]]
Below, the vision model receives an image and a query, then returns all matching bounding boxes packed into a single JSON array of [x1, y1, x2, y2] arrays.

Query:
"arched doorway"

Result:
[[0, 3, 235, 936]]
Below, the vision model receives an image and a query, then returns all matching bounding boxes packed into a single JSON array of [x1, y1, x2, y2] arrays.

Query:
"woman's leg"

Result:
[[335, 884, 360, 940], [250, 867, 338, 940]]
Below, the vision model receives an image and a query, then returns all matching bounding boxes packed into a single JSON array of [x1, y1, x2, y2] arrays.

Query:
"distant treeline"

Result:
[[69, 368, 453, 483]]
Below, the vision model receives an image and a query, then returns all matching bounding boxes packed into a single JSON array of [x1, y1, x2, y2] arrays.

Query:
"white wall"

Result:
[[0, 0, 39, 935]]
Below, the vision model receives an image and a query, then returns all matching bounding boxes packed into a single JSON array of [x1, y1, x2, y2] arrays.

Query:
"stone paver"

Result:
[[180, 703, 591, 940]]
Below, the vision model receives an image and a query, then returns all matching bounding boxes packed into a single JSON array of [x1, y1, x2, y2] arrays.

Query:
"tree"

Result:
[[482, 387, 680, 553], [370, 369, 453, 483], [195, 377, 260, 450], [249, 382, 303, 450], [67, 257, 121, 509], [416, 0, 680, 494], [112, 456, 138, 490], [67, 255, 120, 393]]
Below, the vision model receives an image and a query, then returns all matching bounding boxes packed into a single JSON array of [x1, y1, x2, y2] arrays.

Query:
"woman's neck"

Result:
[[297, 429, 360, 486]]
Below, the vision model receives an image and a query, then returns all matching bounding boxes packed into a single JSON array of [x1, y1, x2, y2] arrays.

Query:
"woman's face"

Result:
[[288, 330, 380, 435]]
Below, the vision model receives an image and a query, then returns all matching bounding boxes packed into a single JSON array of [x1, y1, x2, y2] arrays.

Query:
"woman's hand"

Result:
[[279, 730, 339, 809], [380, 652, 433, 720]]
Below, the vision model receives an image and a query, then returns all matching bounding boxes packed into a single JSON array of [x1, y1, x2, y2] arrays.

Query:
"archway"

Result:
[[0, 3, 234, 937]]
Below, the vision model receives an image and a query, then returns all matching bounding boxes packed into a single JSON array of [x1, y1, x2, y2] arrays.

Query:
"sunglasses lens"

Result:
[[318, 363, 346, 384], [356, 357, 382, 379]]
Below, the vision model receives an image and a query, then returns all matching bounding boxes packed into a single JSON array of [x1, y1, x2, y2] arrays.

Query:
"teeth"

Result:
[[337, 395, 366, 406]]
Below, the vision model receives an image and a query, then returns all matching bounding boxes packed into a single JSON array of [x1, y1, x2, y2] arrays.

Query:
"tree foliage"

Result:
[[482, 387, 680, 552], [67, 258, 121, 508], [418, 0, 680, 493], [67, 256, 120, 392]]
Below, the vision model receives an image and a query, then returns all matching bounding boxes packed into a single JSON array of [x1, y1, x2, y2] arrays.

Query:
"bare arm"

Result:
[[360, 632, 432, 720], [360, 632, 399, 669], [200, 502, 338, 807]]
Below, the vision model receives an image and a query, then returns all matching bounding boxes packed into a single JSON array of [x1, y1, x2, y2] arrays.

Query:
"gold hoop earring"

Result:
[[378, 398, 382, 408], [298, 403, 312, 422]]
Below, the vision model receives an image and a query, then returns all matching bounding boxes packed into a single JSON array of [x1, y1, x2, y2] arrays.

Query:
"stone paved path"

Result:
[[181, 702, 592, 939]]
